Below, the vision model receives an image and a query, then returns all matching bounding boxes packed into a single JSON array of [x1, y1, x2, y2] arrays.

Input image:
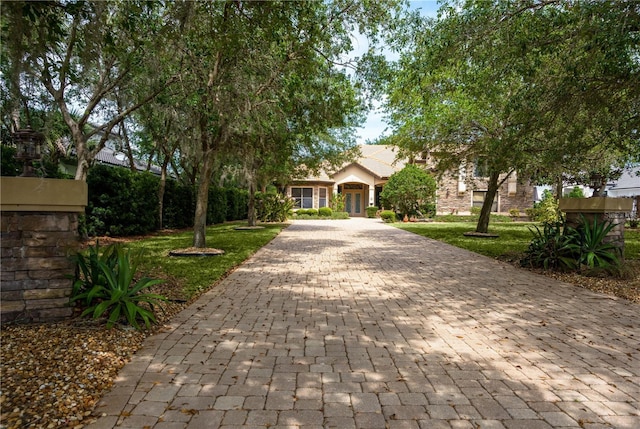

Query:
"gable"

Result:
[[332, 145, 407, 180]]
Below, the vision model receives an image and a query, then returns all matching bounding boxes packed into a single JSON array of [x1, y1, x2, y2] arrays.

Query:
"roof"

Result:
[[95, 147, 162, 176], [329, 144, 406, 180], [608, 166, 640, 196]]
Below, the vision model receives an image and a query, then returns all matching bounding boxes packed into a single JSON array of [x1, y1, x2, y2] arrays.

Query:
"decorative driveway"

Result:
[[88, 218, 639, 429]]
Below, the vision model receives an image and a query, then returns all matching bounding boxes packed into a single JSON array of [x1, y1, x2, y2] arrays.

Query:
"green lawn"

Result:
[[395, 221, 640, 261], [126, 222, 287, 297]]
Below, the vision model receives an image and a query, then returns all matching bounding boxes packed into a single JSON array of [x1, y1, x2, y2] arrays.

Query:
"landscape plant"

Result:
[[567, 187, 585, 199], [526, 190, 560, 223], [509, 208, 520, 221], [380, 210, 396, 223], [331, 193, 346, 212], [319, 207, 333, 217], [379, 164, 437, 219], [366, 206, 378, 218], [520, 220, 579, 271], [69, 243, 166, 329], [255, 192, 293, 223], [575, 215, 620, 270]]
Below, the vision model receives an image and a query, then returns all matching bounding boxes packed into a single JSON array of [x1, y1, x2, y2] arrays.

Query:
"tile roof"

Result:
[[332, 144, 407, 180]]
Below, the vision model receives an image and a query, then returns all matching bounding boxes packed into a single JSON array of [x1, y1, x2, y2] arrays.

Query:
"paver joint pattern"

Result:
[[87, 219, 640, 429]]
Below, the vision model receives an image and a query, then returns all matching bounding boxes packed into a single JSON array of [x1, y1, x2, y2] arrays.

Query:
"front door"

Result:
[[344, 191, 363, 217]]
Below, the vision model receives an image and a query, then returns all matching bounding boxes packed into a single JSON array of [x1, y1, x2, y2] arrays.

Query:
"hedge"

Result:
[[85, 165, 248, 236]]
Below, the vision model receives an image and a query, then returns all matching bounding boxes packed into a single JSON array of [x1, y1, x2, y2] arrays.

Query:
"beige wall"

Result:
[[287, 182, 334, 209]]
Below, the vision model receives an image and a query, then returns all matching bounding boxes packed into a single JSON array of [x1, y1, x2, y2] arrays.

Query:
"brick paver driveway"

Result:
[[89, 219, 639, 429]]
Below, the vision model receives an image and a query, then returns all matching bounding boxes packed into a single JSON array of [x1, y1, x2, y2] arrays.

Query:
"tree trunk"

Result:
[[73, 139, 91, 181], [157, 157, 169, 229], [555, 175, 563, 199], [193, 152, 215, 248], [247, 180, 257, 227], [475, 170, 500, 233]]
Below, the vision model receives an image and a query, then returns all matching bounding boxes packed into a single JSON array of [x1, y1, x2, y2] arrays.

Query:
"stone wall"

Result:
[[436, 174, 535, 215], [559, 198, 634, 260], [0, 177, 87, 323], [1, 211, 81, 322]]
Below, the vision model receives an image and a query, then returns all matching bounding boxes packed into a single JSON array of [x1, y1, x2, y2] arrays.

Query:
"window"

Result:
[[319, 188, 327, 208], [473, 158, 489, 178], [472, 191, 498, 212], [292, 187, 313, 209]]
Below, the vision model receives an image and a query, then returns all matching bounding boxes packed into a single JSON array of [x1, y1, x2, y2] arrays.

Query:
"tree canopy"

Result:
[[379, 0, 640, 232], [2, 0, 405, 246]]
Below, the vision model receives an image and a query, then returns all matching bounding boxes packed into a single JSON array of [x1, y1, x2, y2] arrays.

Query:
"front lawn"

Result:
[[395, 221, 640, 261], [124, 222, 287, 298]]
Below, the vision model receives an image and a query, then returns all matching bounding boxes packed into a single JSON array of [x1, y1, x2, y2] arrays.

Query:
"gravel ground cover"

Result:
[[1, 241, 638, 429]]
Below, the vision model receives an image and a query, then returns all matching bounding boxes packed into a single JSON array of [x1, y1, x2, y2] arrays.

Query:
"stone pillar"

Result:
[[559, 197, 633, 258], [1, 177, 87, 323]]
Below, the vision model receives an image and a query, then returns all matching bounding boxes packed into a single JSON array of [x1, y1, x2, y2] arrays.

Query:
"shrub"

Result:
[[207, 187, 228, 225], [521, 214, 621, 272], [366, 206, 378, 218], [86, 165, 159, 236], [295, 209, 309, 216], [331, 211, 350, 219], [528, 189, 560, 223], [256, 192, 293, 222], [69, 243, 166, 329], [226, 188, 248, 221], [318, 207, 333, 217], [379, 164, 437, 217], [470, 206, 482, 216], [306, 208, 318, 216], [162, 180, 195, 229], [567, 186, 585, 198], [521, 220, 579, 270], [419, 202, 436, 218], [575, 214, 620, 269], [1, 145, 21, 176], [380, 210, 396, 223], [509, 208, 520, 220], [330, 193, 346, 212]]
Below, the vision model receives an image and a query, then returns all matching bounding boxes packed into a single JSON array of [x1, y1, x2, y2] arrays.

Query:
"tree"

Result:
[[1, 1, 173, 180], [380, 0, 640, 233], [170, 0, 404, 247], [380, 164, 436, 218]]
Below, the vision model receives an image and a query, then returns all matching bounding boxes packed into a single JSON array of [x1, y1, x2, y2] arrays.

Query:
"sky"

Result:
[[354, 1, 442, 145]]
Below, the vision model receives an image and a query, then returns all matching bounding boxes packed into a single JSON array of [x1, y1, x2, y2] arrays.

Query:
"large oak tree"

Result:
[[380, 0, 640, 233]]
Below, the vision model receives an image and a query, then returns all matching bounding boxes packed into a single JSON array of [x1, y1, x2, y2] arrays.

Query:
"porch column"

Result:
[[368, 184, 375, 206]]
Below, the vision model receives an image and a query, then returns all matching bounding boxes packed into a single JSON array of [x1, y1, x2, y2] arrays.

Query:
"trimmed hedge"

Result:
[[366, 206, 378, 218], [86, 165, 160, 236], [85, 165, 248, 236], [380, 210, 396, 223], [318, 207, 333, 217]]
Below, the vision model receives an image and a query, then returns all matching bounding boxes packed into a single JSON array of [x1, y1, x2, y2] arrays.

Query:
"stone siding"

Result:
[[1, 211, 81, 323], [564, 212, 628, 259], [436, 174, 534, 215]]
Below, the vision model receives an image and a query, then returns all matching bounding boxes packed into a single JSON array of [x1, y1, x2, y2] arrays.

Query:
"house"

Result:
[[285, 144, 535, 217], [607, 166, 640, 219], [60, 142, 163, 178], [607, 166, 640, 198]]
